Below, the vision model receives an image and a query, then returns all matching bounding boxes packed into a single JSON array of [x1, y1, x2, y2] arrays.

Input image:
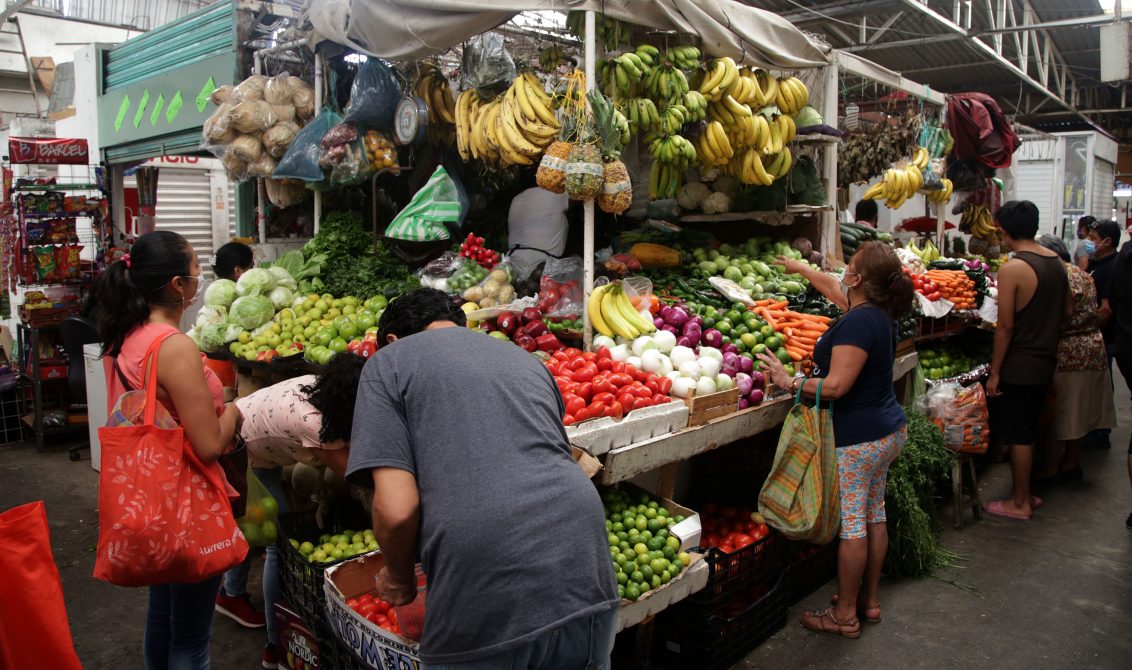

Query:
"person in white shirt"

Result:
[[508, 183, 569, 281]]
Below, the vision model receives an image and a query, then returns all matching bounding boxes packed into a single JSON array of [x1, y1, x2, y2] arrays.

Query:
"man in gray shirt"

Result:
[[347, 288, 619, 668]]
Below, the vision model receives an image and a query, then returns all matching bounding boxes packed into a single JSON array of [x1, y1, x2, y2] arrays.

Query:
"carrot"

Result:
[[755, 308, 777, 331], [798, 313, 832, 325], [768, 301, 790, 310], [752, 299, 777, 307], [648, 294, 660, 314], [790, 335, 818, 347], [795, 329, 826, 340], [784, 348, 806, 362]]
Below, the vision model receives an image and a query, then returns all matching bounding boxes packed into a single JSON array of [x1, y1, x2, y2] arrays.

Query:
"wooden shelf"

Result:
[[793, 133, 841, 145]]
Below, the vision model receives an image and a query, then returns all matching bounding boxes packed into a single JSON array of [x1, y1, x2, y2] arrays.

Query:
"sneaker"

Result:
[[215, 591, 266, 628], [262, 644, 278, 669]]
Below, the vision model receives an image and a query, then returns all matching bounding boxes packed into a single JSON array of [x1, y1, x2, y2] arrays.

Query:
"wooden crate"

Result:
[[19, 306, 77, 328], [683, 387, 740, 427]]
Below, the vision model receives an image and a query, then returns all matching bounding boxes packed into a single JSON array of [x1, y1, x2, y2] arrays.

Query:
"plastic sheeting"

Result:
[[306, 0, 829, 69]]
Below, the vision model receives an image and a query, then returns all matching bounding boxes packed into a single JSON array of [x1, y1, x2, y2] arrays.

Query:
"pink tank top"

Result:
[[104, 323, 225, 420]]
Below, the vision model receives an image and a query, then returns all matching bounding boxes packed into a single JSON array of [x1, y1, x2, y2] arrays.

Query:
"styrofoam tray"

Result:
[[566, 401, 689, 456]]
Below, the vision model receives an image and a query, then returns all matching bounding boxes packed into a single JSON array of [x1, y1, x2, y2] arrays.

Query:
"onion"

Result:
[[593, 335, 616, 351], [671, 376, 697, 398], [736, 372, 753, 397], [749, 389, 765, 405], [659, 305, 674, 321], [676, 335, 693, 348], [722, 343, 740, 356], [698, 356, 721, 378], [698, 346, 723, 362], [610, 344, 631, 362], [685, 331, 702, 348], [678, 360, 702, 378], [682, 320, 702, 336], [715, 374, 734, 391], [695, 376, 718, 396], [670, 345, 697, 367], [639, 349, 664, 374], [632, 336, 659, 357], [721, 363, 737, 378], [691, 315, 704, 328], [738, 356, 755, 375], [653, 329, 677, 354], [701, 328, 723, 348], [626, 356, 642, 370], [665, 370, 682, 382], [751, 370, 766, 389], [666, 306, 690, 328], [653, 316, 667, 329], [722, 351, 739, 367], [738, 397, 751, 410]]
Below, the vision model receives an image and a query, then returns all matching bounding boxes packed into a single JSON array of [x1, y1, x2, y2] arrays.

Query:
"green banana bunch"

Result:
[[665, 46, 702, 71], [611, 52, 651, 98], [648, 134, 696, 171], [566, 11, 628, 50], [625, 97, 659, 134], [645, 65, 690, 105], [538, 45, 564, 72], [682, 91, 707, 122]]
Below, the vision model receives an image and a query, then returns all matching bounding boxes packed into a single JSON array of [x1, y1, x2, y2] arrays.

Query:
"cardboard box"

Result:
[[323, 553, 422, 670], [617, 482, 701, 551], [616, 551, 708, 632], [274, 601, 324, 670]]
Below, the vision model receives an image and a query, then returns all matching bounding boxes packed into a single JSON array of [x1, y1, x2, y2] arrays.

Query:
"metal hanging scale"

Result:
[[394, 96, 428, 145]]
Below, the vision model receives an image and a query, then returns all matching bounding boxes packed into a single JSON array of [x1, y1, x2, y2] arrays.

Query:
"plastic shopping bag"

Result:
[[0, 501, 83, 670], [343, 58, 401, 131], [919, 381, 990, 454], [460, 33, 516, 99], [384, 166, 461, 242], [759, 380, 840, 544], [274, 108, 342, 182]]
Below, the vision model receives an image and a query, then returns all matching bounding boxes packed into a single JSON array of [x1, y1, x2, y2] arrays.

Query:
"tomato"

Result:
[[563, 414, 576, 426], [575, 408, 590, 422], [572, 367, 595, 383], [554, 376, 572, 392], [751, 524, 769, 541], [733, 533, 754, 549], [645, 380, 660, 394], [592, 392, 616, 406], [596, 358, 613, 371], [720, 543, 735, 554], [346, 598, 360, 610], [617, 391, 637, 408], [633, 385, 652, 399], [358, 602, 377, 618], [358, 594, 375, 604], [565, 396, 586, 416], [609, 373, 633, 387], [629, 368, 647, 382], [652, 393, 669, 405], [658, 376, 673, 395], [553, 350, 570, 362], [567, 357, 586, 371], [575, 382, 594, 401], [592, 378, 614, 395], [596, 346, 612, 360], [588, 401, 608, 417], [608, 401, 624, 419], [611, 362, 626, 374]]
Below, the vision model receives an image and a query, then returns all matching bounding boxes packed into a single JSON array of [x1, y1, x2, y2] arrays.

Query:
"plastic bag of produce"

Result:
[[384, 166, 460, 243], [246, 152, 277, 179], [537, 141, 571, 194], [538, 257, 583, 317], [416, 252, 465, 290], [329, 136, 375, 186], [565, 143, 603, 201], [274, 108, 341, 182], [343, 58, 401, 131], [621, 275, 655, 318], [220, 150, 249, 182], [264, 178, 308, 208], [598, 159, 632, 214], [460, 32, 516, 99], [236, 466, 280, 547], [445, 257, 490, 293], [263, 122, 300, 157], [462, 263, 515, 308], [264, 73, 295, 105], [233, 74, 268, 102], [202, 103, 236, 148], [210, 85, 234, 105], [231, 134, 264, 163], [230, 100, 276, 134], [271, 103, 296, 125], [362, 130, 399, 174], [918, 381, 989, 454]]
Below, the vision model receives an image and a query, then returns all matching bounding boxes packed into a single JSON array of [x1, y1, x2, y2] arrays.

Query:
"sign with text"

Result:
[[8, 137, 89, 165]]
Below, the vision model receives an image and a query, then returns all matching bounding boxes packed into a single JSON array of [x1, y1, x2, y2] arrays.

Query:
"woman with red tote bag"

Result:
[[91, 231, 244, 670]]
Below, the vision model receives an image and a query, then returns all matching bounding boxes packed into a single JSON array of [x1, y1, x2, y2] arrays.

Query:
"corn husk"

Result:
[[537, 141, 572, 194], [231, 134, 263, 162], [263, 122, 301, 157], [598, 159, 632, 214], [232, 75, 267, 102]]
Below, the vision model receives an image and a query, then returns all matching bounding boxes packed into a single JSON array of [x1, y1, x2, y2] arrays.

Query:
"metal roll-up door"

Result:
[[139, 167, 218, 280], [1092, 160, 1115, 221]]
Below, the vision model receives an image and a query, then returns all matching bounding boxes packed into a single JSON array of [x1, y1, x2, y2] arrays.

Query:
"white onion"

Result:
[[671, 376, 697, 398], [678, 360, 702, 379], [640, 349, 665, 373], [696, 376, 718, 396], [659, 356, 675, 376], [698, 356, 722, 378], [610, 344, 631, 362], [698, 346, 723, 362], [653, 329, 678, 354], [593, 335, 616, 351], [715, 374, 734, 391], [632, 336, 659, 357], [670, 345, 697, 367], [665, 371, 682, 382], [626, 356, 643, 370]]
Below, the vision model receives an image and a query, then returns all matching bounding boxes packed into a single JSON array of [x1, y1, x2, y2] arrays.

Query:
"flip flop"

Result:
[[1030, 495, 1043, 510], [983, 500, 1031, 521]]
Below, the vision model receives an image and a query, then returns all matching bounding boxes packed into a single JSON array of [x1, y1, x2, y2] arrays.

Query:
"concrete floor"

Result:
[[1, 378, 1130, 669]]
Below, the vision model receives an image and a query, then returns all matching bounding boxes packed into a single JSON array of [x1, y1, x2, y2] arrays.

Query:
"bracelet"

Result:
[[789, 374, 805, 392]]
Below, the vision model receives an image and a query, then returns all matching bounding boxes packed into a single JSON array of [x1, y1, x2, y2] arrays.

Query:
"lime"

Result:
[[625, 584, 641, 601], [617, 584, 626, 599], [651, 575, 662, 588], [644, 507, 657, 520], [651, 558, 669, 573], [677, 551, 691, 566], [634, 543, 648, 555], [640, 565, 655, 581], [776, 348, 792, 365], [635, 553, 650, 566], [616, 572, 628, 585], [660, 570, 672, 584], [631, 570, 644, 584], [666, 536, 681, 550]]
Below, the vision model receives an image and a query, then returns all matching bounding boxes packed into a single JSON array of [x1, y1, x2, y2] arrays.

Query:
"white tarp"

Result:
[[306, 0, 830, 69]]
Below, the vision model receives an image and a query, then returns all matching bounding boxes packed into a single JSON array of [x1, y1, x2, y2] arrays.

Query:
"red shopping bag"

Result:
[[94, 336, 247, 587], [0, 501, 83, 670]]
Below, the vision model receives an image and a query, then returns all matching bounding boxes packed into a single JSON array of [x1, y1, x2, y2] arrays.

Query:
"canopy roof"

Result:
[[306, 0, 830, 69]]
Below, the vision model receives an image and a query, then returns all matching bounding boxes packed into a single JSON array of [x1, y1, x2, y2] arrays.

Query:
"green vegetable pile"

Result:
[[884, 410, 960, 577], [301, 210, 419, 299]]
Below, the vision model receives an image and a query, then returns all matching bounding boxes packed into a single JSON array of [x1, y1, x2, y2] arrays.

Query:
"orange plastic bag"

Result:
[[94, 336, 248, 587], [0, 501, 83, 670], [922, 382, 989, 454]]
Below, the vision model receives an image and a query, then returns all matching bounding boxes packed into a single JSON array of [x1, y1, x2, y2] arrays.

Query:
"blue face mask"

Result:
[[1083, 239, 1097, 257]]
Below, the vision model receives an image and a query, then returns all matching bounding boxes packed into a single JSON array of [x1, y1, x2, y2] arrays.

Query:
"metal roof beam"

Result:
[[843, 33, 965, 52], [978, 12, 1129, 35], [779, 0, 894, 24]]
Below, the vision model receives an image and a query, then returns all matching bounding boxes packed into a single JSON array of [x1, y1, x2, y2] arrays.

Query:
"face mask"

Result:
[[1083, 239, 1097, 257], [840, 271, 858, 293], [178, 275, 202, 308]]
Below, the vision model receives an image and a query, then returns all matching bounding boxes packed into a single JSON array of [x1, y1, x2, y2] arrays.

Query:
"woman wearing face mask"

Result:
[[92, 230, 241, 670], [1074, 216, 1096, 270], [759, 242, 915, 639]]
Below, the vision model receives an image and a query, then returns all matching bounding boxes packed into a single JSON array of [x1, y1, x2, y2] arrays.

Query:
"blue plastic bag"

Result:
[[274, 108, 342, 182]]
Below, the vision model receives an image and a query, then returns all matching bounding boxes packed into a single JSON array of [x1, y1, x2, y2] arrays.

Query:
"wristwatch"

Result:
[[789, 373, 806, 392]]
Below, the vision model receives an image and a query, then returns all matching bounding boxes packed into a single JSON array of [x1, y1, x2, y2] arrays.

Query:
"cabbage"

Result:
[[712, 174, 740, 196], [267, 266, 297, 291], [204, 279, 238, 307], [200, 321, 244, 353], [236, 268, 276, 297], [268, 286, 294, 311], [195, 305, 227, 329], [229, 295, 275, 329]]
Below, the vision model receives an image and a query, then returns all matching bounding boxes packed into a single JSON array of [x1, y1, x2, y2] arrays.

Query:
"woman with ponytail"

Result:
[[758, 241, 914, 639], [93, 230, 240, 670]]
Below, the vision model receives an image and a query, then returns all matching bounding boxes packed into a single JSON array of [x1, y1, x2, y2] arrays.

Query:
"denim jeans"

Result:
[[143, 574, 223, 670], [220, 467, 288, 646], [427, 607, 617, 670]]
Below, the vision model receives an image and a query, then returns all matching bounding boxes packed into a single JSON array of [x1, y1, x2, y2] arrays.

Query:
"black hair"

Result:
[[377, 287, 467, 341], [855, 199, 878, 223], [1037, 234, 1071, 263], [93, 230, 193, 357], [994, 200, 1040, 241], [1093, 219, 1120, 246], [301, 353, 367, 445], [1077, 215, 1096, 231], [853, 241, 914, 319], [213, 242, 253, 280]]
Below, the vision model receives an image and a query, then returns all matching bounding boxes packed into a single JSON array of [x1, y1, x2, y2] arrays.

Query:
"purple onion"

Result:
[[736, 372, 753, 397], [691, 315, 705, 328], [659, 305, 674, 321], [750, 389, 765, 405], [654, 316, 667, 329], [682, 320, 702, 336], [702, 328, 723, 349], [685, 331, 702, 347], [722, 351, 739, 367], [739, 358, 755, 375], [662, 324, 679, 335], [676, 335, 693, 348], [738, 397, 751, 410], [721, 363, 737, 378], [750, 370, 765, 388], [722, 343, 740, 356], [666, 306, 689, 328]]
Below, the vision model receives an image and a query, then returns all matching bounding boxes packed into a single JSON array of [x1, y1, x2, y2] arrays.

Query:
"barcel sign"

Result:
[[8, 137, 90, 165]]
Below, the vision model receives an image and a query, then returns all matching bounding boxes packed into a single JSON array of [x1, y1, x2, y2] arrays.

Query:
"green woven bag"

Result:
[[758, 380, 841, 544]]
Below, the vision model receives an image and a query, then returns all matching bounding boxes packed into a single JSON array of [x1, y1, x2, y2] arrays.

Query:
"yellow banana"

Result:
[[600, 287, 638, 339], [588, 284, 614, 337]]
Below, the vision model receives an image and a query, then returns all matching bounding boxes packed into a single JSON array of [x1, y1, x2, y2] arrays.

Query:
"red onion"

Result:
[[653, 316, 666, 329], [750, 370, 765, 388], [736, 372, 753, 397], [666, 306, 689, 328], [738, 357, 755, 375], [749, 389, 765, 405], [738, 397, 751, 410]]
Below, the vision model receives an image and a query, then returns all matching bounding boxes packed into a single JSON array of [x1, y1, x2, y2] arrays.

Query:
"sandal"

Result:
[[830, 594, 881, 623], [983, 500, 1031, 521], [800, 607, 861, 639]]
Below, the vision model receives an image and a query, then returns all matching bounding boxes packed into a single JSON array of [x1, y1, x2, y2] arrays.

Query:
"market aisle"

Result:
[[740, 374, 1132, 670]]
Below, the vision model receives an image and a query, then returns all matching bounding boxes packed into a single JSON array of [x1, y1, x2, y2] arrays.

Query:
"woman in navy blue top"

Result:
[[759, 241, 914, 639]]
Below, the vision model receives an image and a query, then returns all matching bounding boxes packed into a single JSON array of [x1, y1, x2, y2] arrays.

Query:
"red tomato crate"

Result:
[[653, 572, 789, 670], [277, 505, 373, 627], [783, 539, 840, 604], [689, 529, 789, 611]]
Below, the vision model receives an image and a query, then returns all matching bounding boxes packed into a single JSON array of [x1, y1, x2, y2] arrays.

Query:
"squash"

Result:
[[630, 243, 681, 268]]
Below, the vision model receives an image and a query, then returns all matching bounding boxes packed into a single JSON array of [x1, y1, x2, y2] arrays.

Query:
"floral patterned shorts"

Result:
[[836, 426, 907, 540]]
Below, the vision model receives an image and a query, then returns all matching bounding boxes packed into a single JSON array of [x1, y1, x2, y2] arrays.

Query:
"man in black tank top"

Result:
[[984, 201, 1071, 521]]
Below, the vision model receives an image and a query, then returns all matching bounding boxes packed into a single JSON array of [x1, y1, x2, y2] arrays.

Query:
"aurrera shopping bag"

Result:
[[758, 380, 841, 544], [0, 501, 83, 670], [94, 335, 248, 587]]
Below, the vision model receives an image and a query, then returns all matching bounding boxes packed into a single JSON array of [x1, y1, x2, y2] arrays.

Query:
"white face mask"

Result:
[[178, 275, 202, 308], [840, 270, 859, 293]]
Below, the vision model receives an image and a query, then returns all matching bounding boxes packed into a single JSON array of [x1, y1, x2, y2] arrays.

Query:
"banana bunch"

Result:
[[682, 91, 708, 122], [609, 51, 653, 98], [415, 63, 456, 127], [698, 56, 740, 102], [774, 76, 809, 116], [455, 73, 558, 165], [698, 120, 734, 166], [649, 162, 682, 200], [645, 65, 691, 105], [927, 178, 954, 203], [665, 46, 702, 70], [908, 239, 942, 263], [566, 11, 629, 51], [861, 164, 924, 209], [731, 146, 792, 186], [613, 109, 631, 148], [961, 203, 998, 240], [625, 97, 660, 134], [658, 104, 690, 134], [648, 134, 696, 170], [730, 69, 775, 108], [589, 283, 657, 339], [539, 45, 565, 72]]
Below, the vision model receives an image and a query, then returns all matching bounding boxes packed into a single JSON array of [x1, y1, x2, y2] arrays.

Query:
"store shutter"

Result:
[[131, 167, 218, 281], [1015, 161, 1056, 236], [1092, 160, 1115, 221]]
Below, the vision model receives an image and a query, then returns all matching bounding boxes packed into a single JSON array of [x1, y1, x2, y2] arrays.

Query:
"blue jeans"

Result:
[[221, 467, 288, 646], [144, 574, 223, 670], [427, 608, 617, 670]]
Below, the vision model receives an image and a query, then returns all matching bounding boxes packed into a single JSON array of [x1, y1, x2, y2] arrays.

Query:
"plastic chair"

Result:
[[58, 316, 99, 462]]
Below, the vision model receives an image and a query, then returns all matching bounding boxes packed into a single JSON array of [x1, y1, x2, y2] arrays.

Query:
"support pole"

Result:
[[821, 63, 839, 261], [313, 53, 323, 235], [582, 10, 596, 350]]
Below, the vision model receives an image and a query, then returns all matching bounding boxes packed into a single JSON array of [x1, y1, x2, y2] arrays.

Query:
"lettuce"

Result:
[[236, 268, 276, 297], [229, 295, 275, 330], [204, 279, 238, 307], [200, 321, 244, 353]]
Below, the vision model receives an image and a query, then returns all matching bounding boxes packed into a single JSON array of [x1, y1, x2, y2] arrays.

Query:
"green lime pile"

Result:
[[918, 343, 978, 380], [290, 528, 379, 564], [602, 490, 692, 601]]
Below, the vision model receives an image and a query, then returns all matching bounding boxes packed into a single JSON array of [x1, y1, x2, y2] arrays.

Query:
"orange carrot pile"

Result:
[[750, 299, 831, 362], [923, 270, 978, 310]]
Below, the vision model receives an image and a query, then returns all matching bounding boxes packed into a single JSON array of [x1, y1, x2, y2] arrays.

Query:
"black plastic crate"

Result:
[[277, 505, 373, 626], [783, 540, 839, 604], [654, 573, 789, 670], [687, 531, 789, 617], [311, 616, 365, 670]]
